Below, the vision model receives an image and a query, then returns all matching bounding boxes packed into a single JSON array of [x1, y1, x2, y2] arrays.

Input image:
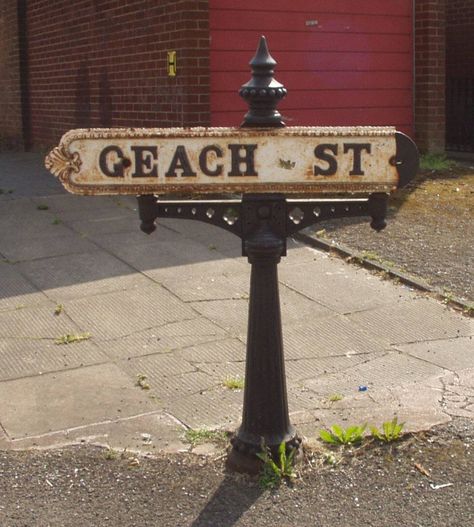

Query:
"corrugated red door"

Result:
[[210, 0, 413, 135]]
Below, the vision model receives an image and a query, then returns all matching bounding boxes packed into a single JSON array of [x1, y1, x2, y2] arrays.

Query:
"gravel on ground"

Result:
[[1, 419, 473, 527], [306, 164, 473, 305]]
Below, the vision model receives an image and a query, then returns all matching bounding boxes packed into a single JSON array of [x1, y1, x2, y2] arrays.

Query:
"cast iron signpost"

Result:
[[46, 37, 419, 470]]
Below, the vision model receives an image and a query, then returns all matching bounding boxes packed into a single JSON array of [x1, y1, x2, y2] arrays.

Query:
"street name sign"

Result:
[[45, 126, 403, 196]]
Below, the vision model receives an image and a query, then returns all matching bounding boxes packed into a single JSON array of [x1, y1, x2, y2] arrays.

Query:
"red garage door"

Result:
[[210, 0, 413, 135]]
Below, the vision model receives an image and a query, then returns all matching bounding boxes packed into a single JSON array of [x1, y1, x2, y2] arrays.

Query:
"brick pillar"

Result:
[[415, 0, 446, 153], [0, 0, 24, 150]]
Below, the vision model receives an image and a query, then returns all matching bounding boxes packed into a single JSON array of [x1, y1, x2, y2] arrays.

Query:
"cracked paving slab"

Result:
[[0, 364, 160, 440], [293, 375, 451, 440], [97, 318, 227, 360], [1, 412, 188, 456], [63, 285, 197, 341], [0, 338, 108, 381], [18, 251, 152, 302]]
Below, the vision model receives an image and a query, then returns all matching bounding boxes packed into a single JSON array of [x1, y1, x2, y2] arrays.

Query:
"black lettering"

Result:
[[199, 145, 223, 176], [99, 145, 124, 177], [313, 144, 338, 176], [228, 144, 258, 176], [344, 143, 371, 176], [131, 146, 158, 177], [165, 145, 197, 177]]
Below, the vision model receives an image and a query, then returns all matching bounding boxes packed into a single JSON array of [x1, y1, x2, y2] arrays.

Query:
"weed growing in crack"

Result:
[[370, 417, 405, 443], [257, 440, 297, 489], [222, 376, 244, 390], [183, 428, 227, 447], [319, 424, 366, 445], [54, 333, 91, 345], [136, 374, 150, 390]]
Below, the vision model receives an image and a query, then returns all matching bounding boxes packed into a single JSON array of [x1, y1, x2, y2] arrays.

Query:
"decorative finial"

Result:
[[239, 36, 287, 128]]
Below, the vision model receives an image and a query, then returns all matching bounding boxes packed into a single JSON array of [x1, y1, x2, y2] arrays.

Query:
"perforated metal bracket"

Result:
[[137, 192, 388, 255]]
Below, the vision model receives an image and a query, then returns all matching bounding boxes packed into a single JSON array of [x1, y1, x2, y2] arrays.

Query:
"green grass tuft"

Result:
[[419, 153, 454, 171], [183, 428, 227, 447]]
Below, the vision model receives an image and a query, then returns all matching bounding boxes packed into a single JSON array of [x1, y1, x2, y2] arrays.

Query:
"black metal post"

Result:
[[228, 194, 301, 471], [228, 38, 301, 471]]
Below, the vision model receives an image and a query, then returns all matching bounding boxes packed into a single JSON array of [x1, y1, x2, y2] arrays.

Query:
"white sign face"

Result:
[[45, 126, 399, 196]]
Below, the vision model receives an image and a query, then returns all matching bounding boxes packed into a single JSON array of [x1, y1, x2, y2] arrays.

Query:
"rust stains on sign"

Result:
[[45, 126, 399, 196]]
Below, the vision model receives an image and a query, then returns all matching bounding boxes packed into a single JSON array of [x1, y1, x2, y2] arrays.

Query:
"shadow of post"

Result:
[[190, 473, 263, 527]]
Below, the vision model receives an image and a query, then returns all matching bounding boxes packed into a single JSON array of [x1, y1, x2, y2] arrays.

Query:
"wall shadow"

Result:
[[99, 69, 112, 127], [74, 61, 91, 128]]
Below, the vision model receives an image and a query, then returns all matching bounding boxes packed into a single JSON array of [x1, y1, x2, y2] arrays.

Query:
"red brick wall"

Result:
[[26, 0, 210, 150], [0, 0, 23, 149], [447, 0, 474, 76], [415, 0, 446, 153]]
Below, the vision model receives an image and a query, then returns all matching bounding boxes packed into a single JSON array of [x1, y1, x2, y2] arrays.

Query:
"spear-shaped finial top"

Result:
[[239, 36, 287, 128]]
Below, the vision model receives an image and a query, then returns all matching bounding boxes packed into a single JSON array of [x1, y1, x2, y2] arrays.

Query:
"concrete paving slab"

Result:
[[0, 153, 64, 198], [163, 218, 242, 258], [440, 369, 474, 419], [5, 412, 188, 455], [101, 237, 236, 282], [294, 376, 450, 437], [64, 285, 197, 341], [119, 355, 218, 402], [279, 256, 416, 314], [0, 232, 99, 262], [348, 298, 474, 344], [0, 338, 108, 381], [92, 224, 179, 252], [283, 316, 390, 360], [162, 269, 250, 302], [0, 363, 159, 439], [0, 263, 50, 312], [0, 304, 82, 339], [0, 206, 74, 241], [32, 194, 134, 221], [191, 285, 335, 339], [284, 353, 381, 383], [168, 387, 243, 429], [97, 318, 227, 360], [397, 336, 474, 371], [0, 198, 58, 222], [67, 215, 145, 237], [122, 353, 197, 378], [281, 239, 326, 266], [441, 368, 474, 399], [302, 351, 448, 397], [175, 338, 245, 363], [296, 397, 449, 440], [196, 361, 246, 382], [18, 250, 152, 302], [185, 299, 247, 338]]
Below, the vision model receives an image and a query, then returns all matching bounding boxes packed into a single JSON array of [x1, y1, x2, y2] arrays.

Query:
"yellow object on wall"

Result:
[[167, 51, 177, 76]]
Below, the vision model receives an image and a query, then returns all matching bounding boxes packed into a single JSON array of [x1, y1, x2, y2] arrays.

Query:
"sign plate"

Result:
[[45, 126, 400, 196]]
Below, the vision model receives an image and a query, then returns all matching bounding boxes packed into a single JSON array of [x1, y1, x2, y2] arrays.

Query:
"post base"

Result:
[[226, 432, 302, 474]]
